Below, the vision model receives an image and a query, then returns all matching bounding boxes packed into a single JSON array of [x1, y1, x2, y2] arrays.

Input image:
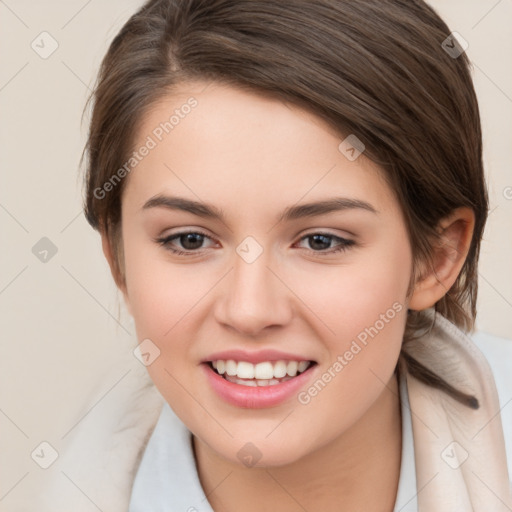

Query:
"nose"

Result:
[[214, 250, 293, 337]]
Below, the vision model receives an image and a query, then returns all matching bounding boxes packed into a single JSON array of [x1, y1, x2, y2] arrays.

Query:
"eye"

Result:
[[295, 232, 355, 255], [155, 230, 355, 257], [155, 230, 216, 255]]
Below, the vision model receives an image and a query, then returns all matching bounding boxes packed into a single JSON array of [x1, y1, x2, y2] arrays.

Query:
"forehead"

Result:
[[123, 81, 398, 220]]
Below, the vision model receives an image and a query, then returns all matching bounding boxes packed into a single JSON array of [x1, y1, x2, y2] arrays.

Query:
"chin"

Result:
[[210, 433, 316, 469]]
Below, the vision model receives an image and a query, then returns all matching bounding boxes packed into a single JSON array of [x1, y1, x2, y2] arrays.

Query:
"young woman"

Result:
[[41, 1, 512, 511]]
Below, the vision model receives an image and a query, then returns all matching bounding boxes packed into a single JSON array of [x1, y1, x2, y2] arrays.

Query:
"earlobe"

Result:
[[408, 207, 475, 311]]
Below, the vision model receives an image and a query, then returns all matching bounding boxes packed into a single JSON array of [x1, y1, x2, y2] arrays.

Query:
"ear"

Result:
[[408, 207, 475, 311], [100, 232, 132, 316]]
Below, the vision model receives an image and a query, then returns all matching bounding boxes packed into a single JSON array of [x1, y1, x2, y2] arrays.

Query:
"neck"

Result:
[[193, 371, 402, 512]]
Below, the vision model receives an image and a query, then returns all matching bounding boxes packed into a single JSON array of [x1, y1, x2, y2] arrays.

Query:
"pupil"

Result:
[[182, 233, 203, 250], [310, 234, 330, 250]]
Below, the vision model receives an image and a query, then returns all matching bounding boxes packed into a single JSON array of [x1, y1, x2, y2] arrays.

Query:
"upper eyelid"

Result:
[[157, 229, 216, 244], [158, 229, 354, 249]]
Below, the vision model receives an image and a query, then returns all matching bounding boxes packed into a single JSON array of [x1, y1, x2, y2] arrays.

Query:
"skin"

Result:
[[102, 80, 475, 511]]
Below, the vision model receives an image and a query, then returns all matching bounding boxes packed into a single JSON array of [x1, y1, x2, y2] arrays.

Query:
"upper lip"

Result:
[[202, 349, 315, 365]]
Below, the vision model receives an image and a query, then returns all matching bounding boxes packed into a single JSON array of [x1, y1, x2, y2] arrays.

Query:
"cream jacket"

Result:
[[27, 313, 512, 511]]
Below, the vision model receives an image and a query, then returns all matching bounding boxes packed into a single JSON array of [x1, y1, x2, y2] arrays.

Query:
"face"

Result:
[[118, 81, 413, 466]]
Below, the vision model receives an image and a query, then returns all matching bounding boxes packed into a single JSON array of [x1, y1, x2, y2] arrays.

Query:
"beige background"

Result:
[[1, 0, 511, 509]]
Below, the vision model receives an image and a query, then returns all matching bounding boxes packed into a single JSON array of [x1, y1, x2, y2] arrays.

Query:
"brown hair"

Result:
[[82, 0, 487, 408]]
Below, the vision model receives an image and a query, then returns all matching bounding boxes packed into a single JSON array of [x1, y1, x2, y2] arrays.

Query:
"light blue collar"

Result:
[[394, 368, 418, 512]]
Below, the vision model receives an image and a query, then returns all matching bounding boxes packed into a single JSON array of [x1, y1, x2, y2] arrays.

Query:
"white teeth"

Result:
[[211, 359, 312, 382], [254, 362, 274, 380], [225, 375, 258, 386], [225, 360, 238, 376], [273, 360, 288, 378], [237, 361, 255, 379], [286, 361, 298, 377], [224, 374, 294, 387], [298, 361, 309, 373]]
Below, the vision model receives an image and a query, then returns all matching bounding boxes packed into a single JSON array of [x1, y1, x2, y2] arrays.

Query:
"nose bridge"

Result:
[[215, 242, 292, 335]]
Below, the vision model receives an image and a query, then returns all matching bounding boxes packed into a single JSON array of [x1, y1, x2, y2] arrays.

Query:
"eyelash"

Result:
[[155, 230, 355, 256]]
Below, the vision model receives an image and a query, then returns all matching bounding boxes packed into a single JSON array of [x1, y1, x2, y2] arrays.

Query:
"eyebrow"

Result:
[[142, 195, 378, 223]]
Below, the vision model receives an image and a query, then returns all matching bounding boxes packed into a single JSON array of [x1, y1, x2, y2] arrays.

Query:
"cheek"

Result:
[[332, 263, 409, 349], [286, 260, 409, 451], [294, 240, 411, 398], [122, 244, 205, 402], [122, 229, 200, 337], [295, 238, 411, 350]]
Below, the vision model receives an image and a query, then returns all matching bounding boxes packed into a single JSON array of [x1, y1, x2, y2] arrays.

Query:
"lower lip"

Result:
[[202, 363, 317, 409]]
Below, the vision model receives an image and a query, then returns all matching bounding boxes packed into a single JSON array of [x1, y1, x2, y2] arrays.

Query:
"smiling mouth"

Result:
[[207, 359, 317, 387]]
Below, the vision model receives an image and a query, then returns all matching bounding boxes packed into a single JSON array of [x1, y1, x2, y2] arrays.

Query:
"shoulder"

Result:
[[470, 329, 512, 477], [35, 348, 165, 512]]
